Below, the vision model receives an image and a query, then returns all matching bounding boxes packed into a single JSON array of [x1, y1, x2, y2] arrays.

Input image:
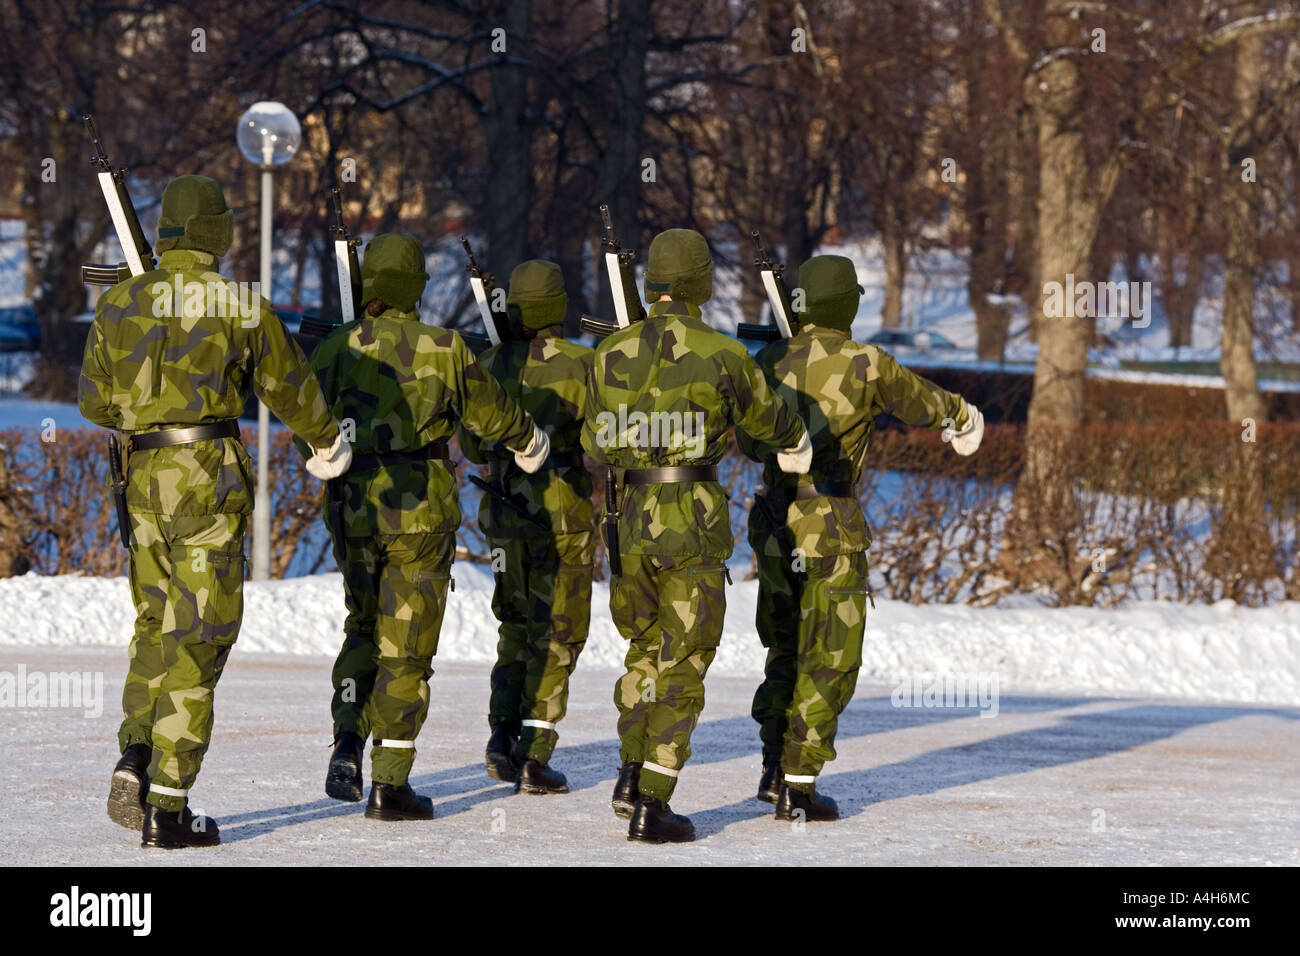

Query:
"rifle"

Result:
[[81, 114, 155, 287], [107, 434, 131, 549], [579, 204, 644, 339], [329, 186, 362, 325], [460, 235, 504, 350], [736, 230, 796, 342], [467, 474, 549, 530]]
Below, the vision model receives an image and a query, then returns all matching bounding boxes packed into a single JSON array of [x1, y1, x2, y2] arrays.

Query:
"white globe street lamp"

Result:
[[236, 101, 300, 582]]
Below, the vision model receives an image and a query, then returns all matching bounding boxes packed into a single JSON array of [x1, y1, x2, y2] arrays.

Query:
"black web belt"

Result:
[[623, 465, 719, 485], [128, 420, 240, 452], [350, 442, 450, 473], [762, 481, 857, 501]]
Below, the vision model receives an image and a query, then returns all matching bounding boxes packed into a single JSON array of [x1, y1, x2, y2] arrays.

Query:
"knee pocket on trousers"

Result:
[[408, 570, 451, 661], [674, 564, 727, 650], [200, 551, 245, 647]]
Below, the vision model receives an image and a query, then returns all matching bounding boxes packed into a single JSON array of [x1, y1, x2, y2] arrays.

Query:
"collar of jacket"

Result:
[[370, 307, 419, 322], [158, 249, 217, 271], [798, 321, 851, 338], [647, 299, 702, 321]]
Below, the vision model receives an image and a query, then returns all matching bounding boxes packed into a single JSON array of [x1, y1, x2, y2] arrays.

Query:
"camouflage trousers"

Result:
[[330, 531, 455, 786], [487, 531, 594, 763], [751, 549, 870, 785], [611, 554, 728, 801], [119, 511, 246, 812]]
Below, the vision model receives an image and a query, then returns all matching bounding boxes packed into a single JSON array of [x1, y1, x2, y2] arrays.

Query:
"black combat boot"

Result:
[[325, 732, 365, 802], [757, 760, 782, 804], [364, 782, 434, 821], [627, 795, 695, 844], [107, 743, 151, 830], [775, 782, 839, 822], [516, 759, 569, 795], [141, 803, 221, 849], [611, 761, 642, 819], [485, 725, 520, 782]]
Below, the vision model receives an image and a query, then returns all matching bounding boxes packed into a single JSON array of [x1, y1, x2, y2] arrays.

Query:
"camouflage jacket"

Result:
[[737, 323, 970, 557], [459, 330, 594, 538], [78, 248, 337, 515], [307, 307, 535, 536], [581, 298, 806, 559]]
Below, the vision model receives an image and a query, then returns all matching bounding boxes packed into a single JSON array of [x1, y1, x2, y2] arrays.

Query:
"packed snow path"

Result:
[[1, 646, 1295, 865]]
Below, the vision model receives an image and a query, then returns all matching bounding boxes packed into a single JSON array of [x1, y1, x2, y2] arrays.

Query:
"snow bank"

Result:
[[4, 568, 1297, 706]]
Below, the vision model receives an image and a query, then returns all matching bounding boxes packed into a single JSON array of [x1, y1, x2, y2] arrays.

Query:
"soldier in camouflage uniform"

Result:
[[459, 260, 594, 795], [79, 175, 349, 849], [310, 233, 548, 821], [582, 228, 811, 843], [737, 254, 984, 821]]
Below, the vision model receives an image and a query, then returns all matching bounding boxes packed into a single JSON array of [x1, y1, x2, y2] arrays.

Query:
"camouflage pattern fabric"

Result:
[[581, 298, 806, 557], [79, 248, 339, 812], [750, 550, 870, 780], [611, 554, 727, 800], [311, 306, 537, 783], [80, 248, 338, 514], [485, 532, 594, 763], [738, 323, 970, 786], [330, 531, 455, 786], [461, 328, 596, 763], [584, 297, 805, 801], [305, 308, 536, 537], [460, 331, 595, 538]]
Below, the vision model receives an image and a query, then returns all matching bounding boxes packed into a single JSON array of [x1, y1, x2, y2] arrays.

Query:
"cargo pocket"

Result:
[[678, 564, 727, 650], [609, 571, 636, 640], [201, 550, 245, 647], [409, 570, 452, 665]]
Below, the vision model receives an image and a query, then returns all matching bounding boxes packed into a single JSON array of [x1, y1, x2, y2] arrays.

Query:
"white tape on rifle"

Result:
[[98, 172, 145, 276], [469, 275, 501, 346], [334, 240, 355, 325], [605, 252, 631, 328], [760, 270, 793, 339]]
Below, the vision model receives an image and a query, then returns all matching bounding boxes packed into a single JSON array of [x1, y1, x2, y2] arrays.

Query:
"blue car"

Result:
[[0, 305, 39, 351]]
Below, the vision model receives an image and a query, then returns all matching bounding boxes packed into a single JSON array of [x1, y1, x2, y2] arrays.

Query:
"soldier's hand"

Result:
[[513, 424, 550, 474], [777, 428, 812, 474], [306, 430, 353, 479], [945, 403, 984, 456]]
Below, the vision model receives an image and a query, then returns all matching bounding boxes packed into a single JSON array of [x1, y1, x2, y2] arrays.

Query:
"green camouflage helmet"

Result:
[[507, 259, 567, 332], [644, 228, 712, 305], [361, 233, 429, 313], [797, 255, 862, 332], [156, 176, 234, 258]]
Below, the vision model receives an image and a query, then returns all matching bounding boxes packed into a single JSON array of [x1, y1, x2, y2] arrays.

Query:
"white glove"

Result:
[[305, 430, 353, 480], [945, 403, 984, 456], [513, 424, 550, 474], [776, 427, 813, 474]]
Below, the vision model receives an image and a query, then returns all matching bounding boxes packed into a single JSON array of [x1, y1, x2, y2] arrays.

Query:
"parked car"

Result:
[[866, 328, 960, 352], [0, 305, 39, 351]]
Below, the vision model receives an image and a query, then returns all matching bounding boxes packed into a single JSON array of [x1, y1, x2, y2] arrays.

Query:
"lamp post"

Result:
[[236, 101, 300, 581]]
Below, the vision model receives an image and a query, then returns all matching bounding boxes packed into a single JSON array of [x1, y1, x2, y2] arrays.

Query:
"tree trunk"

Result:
[[1221, 30, 1266, 425], [483, 0, 534, 271], [881, 196, 906, 329]]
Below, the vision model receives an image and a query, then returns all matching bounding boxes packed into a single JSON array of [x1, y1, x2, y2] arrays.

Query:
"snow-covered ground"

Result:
[[0, 646, 1295, 865], [3, 567, 1297, 706]]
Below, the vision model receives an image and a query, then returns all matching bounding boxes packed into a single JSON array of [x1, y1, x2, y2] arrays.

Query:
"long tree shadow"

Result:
[[218, 693, 1100, 840], [690, 703, 1300, 839]]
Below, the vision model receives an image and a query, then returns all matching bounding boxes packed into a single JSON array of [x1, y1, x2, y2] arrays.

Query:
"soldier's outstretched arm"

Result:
[[243, 298, 341, 452], [725, 349, 808, 469], [77, 310, 118, 429], [871, 348, 982, 453], [450, 333, 540, 459]]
